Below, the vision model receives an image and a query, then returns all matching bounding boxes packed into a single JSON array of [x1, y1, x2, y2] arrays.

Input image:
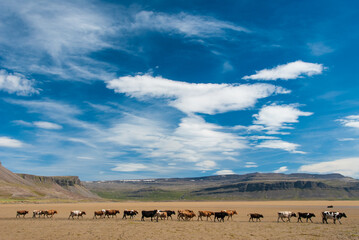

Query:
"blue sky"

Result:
[[0, 0, 358, 180]]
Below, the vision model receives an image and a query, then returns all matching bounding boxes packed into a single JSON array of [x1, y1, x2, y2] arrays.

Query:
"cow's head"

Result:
[[310, 213, 315, 217], [116, 210, 120, 214], [259, 214, 264, 218], [291, 213, 297, 217], [134, 210, 138, 214], [82, 211, 86, 215], [54, 210, 58, 214], [233, 210, 238, 215], [341, 213, 347, 218]]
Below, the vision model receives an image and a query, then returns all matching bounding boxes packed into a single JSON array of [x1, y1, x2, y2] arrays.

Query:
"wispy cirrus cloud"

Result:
[[132, 11, 249, 38], [337, 115, 359, 129], [107, 74, 289, 114], [242, 60, 324, 80]]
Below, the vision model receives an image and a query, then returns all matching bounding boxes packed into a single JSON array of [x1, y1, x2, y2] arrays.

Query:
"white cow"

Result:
[[322, 211, 347, 224], [68, 210, 86, 219], [277, 211, 297, 222]]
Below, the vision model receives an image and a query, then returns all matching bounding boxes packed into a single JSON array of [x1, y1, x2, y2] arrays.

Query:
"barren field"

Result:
[[0, 201, 358, 240]]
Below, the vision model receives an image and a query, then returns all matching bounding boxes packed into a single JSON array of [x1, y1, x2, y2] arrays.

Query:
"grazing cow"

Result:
[[44, 210, 57, 218], [68, 210, 86, 219], [248, 213, 264, 222], [93, 211, 105, 219], [141, 210, 158, 221], [221, 210, 238, 220], [297, 212, 315, 223], [154, 211, 167, 222], [32, 210, 45, 218], [122, 210, 138, 219], [105, 209, 120, 218], [277, 211, 297, 222], [197, 211, 214, 221], [327, 205, 334, 208], [178, 210, 196, 221], [322, 211, 347, 224], [16, 210, 28, 218], [163, 210, 176, 220], [214, 211, 228, 222]]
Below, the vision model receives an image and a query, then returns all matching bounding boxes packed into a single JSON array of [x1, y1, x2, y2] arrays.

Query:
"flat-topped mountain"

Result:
[[0, 162, 100, 201], [84, 172, 359, 201]]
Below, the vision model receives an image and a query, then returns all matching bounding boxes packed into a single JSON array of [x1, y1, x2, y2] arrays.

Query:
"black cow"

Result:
[[163, 210, 176, 220], [214, 211, 228, 222], [297, 212, 316, 223], [248, 213, 264, 222], [141, 210, 157, 221], [122, 210, 138, 219]]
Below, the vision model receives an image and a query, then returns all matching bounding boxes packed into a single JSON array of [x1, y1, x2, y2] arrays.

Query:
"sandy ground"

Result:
[[0, 201, 358, 240]]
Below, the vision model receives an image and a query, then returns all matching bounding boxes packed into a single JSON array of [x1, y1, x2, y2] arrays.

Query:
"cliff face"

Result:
[[18, 174, 82, 187], [0, 164, 100, 201]]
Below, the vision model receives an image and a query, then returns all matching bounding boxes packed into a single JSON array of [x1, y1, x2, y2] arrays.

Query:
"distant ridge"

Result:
[[0, 162, 100, 201], [84, 172, 359, 201]]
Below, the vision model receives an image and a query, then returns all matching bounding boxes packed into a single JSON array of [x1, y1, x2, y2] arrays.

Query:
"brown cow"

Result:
[[222, 210, 238, 220], [93, 211, 105, 219], [178, 210, 196, 221], [154, 211, 167, 222], [197, 211, 214, 221], [68, 210, 86, 219], [248, 213, 264, 222], [105, 209, 120, 218], [16, 210, 28, 218], [44, 210, 57, 218]]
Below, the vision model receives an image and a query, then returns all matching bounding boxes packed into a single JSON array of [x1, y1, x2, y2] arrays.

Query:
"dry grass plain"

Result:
[[0, 201, 358, 240]]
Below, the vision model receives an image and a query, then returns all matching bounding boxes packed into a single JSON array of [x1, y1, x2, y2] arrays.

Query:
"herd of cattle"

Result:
[[15, 209, 347, 224]]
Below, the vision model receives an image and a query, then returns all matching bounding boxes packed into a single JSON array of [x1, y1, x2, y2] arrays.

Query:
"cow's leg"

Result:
[[309, 218, 313, 223], [333, 219, 336, 224], [277, 216, 280, 222], [338, 219, 342, 224]]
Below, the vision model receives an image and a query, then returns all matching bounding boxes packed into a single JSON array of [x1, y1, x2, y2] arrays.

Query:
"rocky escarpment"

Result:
[[18, 174, 82, 187], [0, 163, 100, 201]]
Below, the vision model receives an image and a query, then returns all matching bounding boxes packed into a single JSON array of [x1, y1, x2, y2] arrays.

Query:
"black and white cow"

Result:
[[322, 211, 347, 224]]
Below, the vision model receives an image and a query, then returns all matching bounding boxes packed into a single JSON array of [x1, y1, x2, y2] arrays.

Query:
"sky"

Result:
[[0, 0, 359, 180]]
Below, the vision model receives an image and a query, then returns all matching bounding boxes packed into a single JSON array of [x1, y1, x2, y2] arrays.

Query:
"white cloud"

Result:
[[132, 11, 248, 38], [215, 170, 235, 175], [308, 42, 334, 56], [107, 114, 246, 165], [245, 162, 258, 168], [0, 69, 38, 95], [253, 104, 313, 133], [196, 160, 217, 171], [33, 121, 62, 130], [274, 166, 288, 173], [111, 163, 149, 172], [256, 140, 305, 154], [0, 137, 23, 148], [107, 74, 289, 114], [242, 60, 324, 80], [337, 138, 356, 141], [337, 115, 359, 129], [298, 158, 359, 178]]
